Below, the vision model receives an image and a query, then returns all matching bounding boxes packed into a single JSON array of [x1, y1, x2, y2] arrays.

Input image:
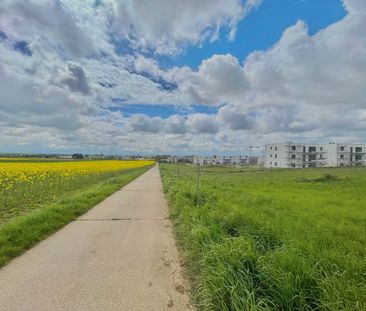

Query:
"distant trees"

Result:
[[72, 153, 84, 159]]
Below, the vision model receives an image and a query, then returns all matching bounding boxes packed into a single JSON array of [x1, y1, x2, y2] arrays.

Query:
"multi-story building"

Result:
[[264, 142, 366, 168], [325, 143, 366, 167], [193, 155, 250, 166], [167, 156, 194, 163]]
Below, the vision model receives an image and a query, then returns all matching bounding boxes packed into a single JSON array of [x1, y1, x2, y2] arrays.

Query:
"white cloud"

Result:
[[186, 114, 220, 134], [180, 54, 249, 105], [342, 0, 366, 13], [58, 62, 91, 95], [0, 0, 101, 57], [110, 0, 261, 55], [0, 0, 365, 155], [217, 105, 254, 130]]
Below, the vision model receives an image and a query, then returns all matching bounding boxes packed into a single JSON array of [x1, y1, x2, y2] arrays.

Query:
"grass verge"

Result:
[[0, 166, 151, 268], [160, 164, 366, 311]]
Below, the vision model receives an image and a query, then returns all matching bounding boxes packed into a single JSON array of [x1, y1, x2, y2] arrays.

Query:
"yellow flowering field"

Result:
[[0, 158, 69, 161], [0, 159, 154, 223]]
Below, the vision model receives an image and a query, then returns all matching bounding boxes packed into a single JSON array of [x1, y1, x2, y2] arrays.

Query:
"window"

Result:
[[356, 147, 362, 153], [275, 162, 277, 166], [270, 154, 272, 158], [292, 146, 296, 151], [291, 154, 296, 159], [270, 146, 272, 150], [309, 146, 316, 153], [340, 154, 344, 159], [275, 146, 277, 151], [275, 154, 277, 159], [320, 147, 323, 151], [270, 162, 272, 165], [309, 155, 316, 161], [340, 146, 345, 151], [291, 163, 296, 168], [356, 155, 362, 161], [303, 146, 306, 152]]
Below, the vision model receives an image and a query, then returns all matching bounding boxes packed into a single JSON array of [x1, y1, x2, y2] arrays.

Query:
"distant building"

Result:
[[167, 156, 194, 164], [248, 156, 263, 166], [264, 142, 366, 168], [55, 155, 72, 159], [193, 155, 261, 166]]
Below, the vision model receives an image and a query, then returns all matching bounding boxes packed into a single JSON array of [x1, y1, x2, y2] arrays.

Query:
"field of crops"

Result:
[[160, 164, 366, 311], [0, 159, 154, 225]]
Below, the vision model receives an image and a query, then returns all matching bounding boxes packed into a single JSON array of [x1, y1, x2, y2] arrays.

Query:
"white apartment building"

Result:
[[193, 155, 250, 166], [265, 142, 366, 168]]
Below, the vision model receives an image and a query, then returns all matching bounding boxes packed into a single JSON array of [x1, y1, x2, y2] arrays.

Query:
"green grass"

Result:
[[0, 166, 150, 268], [160, 164, 366, 311]]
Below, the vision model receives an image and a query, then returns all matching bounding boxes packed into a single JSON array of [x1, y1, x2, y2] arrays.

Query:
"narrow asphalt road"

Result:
[[0, 165, 193, 311]]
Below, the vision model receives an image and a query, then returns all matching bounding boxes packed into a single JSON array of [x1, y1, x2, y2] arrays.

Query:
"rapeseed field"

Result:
[[0, 159, 153, 266], [0, 159, 154, 223]]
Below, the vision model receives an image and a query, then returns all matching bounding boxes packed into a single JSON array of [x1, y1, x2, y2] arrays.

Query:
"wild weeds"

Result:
[[160, 164, 366, 310]]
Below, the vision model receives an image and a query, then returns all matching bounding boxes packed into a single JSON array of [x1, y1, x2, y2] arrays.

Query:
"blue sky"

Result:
[[115, 0, 346, 119], [0, 0, 365, 155], [161, 0, 346, 69]]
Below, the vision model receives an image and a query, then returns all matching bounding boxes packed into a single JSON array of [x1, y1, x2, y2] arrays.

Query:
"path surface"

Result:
[[0, 165, 193, 311]]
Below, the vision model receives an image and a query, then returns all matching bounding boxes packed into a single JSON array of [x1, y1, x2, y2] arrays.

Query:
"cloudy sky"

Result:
[[0, 0, 365, 155]]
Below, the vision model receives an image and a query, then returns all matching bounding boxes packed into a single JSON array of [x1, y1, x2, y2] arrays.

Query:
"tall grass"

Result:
[[160, 164, 366, 310]]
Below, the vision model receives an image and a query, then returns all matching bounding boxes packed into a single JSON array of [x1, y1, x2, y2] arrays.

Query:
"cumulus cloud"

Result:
[[164, 115, 187, 134], [342, 0, 366, 13], [186, 114, 220, 134], [58, 63, 90, 95], [110, 0, 261, 55], [0, 0, 99, 57], [218, 106, 254, 130], [180, 54, 249, 105], [129, 114, 163, 133], [0, 0, 365, 154]]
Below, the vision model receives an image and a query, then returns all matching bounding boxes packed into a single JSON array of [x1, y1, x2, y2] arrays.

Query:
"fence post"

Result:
[[197, 164, 201, 207]]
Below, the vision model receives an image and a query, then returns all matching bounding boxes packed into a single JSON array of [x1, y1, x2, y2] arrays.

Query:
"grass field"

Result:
[[0, 159, 153, 267], [160, 164, 366, 311]]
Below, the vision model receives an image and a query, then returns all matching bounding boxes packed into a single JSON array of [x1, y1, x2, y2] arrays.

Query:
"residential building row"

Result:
[[166, 156, 195, 163], [193, 155, 263, 166], [265, 142, 366, 168]]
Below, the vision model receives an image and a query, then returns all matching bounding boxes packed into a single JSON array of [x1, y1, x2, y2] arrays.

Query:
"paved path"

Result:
[[0, 165, 193, 311]]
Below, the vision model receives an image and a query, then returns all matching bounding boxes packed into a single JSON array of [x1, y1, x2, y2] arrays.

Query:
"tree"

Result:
[[72, 153, 84, 159]]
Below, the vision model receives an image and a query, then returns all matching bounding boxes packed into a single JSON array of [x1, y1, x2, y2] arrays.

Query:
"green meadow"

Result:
[[160, 164, 366, 310]]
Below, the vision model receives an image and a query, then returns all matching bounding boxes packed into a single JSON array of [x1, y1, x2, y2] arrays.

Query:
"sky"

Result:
[[0, 0, 365, 155]]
